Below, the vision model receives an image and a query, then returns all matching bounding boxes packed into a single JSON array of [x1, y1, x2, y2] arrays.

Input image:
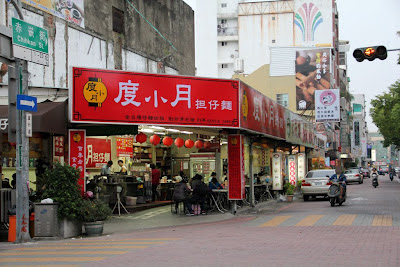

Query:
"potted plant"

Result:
[[79, 199, 112, 237], [284, 182, 295, 203], [41, 162, 83, 238]]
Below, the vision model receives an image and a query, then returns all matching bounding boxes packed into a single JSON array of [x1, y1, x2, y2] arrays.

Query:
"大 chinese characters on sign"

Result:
[[228, 135, 245, 200], [240, 83, 286, 139], [295, 48, 331, 110], [86, 138, 111, 168], [315, 89, 340, 122], [68, 129, 86, 194], [71, 68, 239, 128]]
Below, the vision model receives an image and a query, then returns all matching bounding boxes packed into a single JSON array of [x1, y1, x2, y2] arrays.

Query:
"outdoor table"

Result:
[[211, 189, 229, 212]]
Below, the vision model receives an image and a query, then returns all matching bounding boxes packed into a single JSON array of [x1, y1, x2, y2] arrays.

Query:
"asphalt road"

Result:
[[1, 173, 400, 266]]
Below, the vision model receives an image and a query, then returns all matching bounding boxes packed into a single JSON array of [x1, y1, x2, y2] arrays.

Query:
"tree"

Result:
[[370, 80, 400, 147]]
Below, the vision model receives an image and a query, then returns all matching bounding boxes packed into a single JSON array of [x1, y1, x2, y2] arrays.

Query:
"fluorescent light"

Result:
[[181, 131, 193, 134], [149, 126, 166, 130], [154, 132, 166, 135], [140, 129, 154, 133], [166, 128, 180, 133]]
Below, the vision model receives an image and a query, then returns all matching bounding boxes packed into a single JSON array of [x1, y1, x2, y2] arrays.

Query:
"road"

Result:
[[1, 174, 400, 266]]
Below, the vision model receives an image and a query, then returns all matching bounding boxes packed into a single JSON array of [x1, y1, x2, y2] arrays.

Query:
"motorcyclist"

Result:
[[329, 173, 347, 199], [371, 168, 379, 186]]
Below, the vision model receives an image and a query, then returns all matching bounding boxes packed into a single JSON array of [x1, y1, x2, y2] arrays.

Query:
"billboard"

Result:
[[315, 89, 340, 122], [296, 48, 331, 110], [71, 68, 239, 128], [23, 0, 85, 28]]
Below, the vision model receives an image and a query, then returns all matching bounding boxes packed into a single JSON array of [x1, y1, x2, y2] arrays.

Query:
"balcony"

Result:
[[217, 26, 238, 36]]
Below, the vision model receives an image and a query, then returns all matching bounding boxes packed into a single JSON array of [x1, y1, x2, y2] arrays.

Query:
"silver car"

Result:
[[301, 169, 336, 201], [344, 169, 363, 184]]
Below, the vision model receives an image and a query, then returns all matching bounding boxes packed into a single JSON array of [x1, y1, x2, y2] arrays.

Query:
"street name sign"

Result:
[[26, 113, 32, 137], [17, 94, 37, 112], [12, 17, 49, 66]]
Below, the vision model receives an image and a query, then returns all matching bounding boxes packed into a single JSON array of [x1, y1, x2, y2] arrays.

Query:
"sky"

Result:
[[183, 0, 400, 132]]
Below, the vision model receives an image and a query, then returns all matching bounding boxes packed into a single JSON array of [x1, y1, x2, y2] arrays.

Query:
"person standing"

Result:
[[150, 163, 160, 202], [101, 160, 113, 175], [117, 160, 127, 175]]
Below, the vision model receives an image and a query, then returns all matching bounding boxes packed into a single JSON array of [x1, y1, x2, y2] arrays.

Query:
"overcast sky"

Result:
[[184, 0, 400, 132]]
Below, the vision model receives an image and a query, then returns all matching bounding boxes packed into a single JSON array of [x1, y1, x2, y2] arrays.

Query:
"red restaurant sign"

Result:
[[71, 68, 239, 128], [228, 134, 245, 200], [54, 136, 64, 157], [116, 137, 134, 157], [240, 83, 286, 139], [86, 138, 111, 168], [68, 129, 86, 194]]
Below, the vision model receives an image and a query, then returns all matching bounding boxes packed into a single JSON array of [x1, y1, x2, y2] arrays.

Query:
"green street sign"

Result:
[[12, 17, 48, 53]]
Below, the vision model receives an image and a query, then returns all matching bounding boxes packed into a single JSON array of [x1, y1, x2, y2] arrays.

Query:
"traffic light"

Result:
[[353, 46, 387, 62]]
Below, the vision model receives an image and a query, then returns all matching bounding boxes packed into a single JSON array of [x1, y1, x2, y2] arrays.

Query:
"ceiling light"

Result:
[[149, 126, 166, 130], [154, 132, 166, 135], [181, 131, 193, 134], [166, 128, 180, 133], [140, 129, 154, 133]]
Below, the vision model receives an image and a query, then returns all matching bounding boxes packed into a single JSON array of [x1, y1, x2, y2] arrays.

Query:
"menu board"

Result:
[[272, 152, 283, 190], [116, 137, 134, 157], [86, 138, 111, 168]]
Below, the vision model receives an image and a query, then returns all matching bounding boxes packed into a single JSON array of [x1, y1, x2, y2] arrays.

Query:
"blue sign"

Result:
[[17, 95, 37, 112]]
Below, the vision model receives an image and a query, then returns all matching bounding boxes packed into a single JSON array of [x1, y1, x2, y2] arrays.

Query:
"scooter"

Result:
[[390, 172, 394, 181], [372, 173, 379, 188], [327, 180, 346, 207]]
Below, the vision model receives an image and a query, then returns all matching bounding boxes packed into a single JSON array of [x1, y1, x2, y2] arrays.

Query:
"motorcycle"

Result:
[[390, 172, 394, 181], [372, 173, 379, 188], [327, 180, 346, 207]]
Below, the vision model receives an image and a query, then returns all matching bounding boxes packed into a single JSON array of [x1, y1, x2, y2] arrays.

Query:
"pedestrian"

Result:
[[117, 160, 127, 175], [173, 176, 194, 215], [150, 163, 160, 201], [101, 160, 113, 176]]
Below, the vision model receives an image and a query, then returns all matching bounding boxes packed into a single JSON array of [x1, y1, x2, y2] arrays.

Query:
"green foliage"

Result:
[[370, 80, 400, 148], [41, 162, 83, 221], [79, 199, 112, 222], [284, 183, 295, 195]]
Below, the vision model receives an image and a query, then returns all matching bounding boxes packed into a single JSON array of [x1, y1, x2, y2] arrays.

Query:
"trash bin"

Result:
[[8, 215, 16, 242]]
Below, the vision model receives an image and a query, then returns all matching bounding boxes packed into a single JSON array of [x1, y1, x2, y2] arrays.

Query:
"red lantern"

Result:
[[162, 136, 174, 146], [185, 139, 194, 148], [136, 133, 147, 143], [174, 137, 184, 148], [204, 141, 211, 148], [195, 140, 204, 149], [150, 134, 160, 145]]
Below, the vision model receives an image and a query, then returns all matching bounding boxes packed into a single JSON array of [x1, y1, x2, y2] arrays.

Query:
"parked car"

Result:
[[378, 166, 389, 175], [360, 168, 370, 178], [344, 168, 363, 184], [394, 167, 400, 173], [301, 169, 336, 201]]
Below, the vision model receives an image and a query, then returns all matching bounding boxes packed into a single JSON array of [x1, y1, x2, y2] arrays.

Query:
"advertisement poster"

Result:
[[297, 153, 306, 183], [53, 136, 64, 157], [285, 110, 314, 148], [71, 68, 239, 128], [86, 138, 111, 168], [315, 89, 340, 122], [272, 152, 283, 190], [288, 155, 297, 186], [228, 135, 245, 200], [240, 83, 286, 139], [295, 48, 331, 110], [116, 137, 134, 157], [22, 0, 85, 28], [68, 129, 86, 194]]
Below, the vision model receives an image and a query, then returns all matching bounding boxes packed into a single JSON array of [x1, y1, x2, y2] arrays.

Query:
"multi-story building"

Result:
[[351, 94, 368, 167]]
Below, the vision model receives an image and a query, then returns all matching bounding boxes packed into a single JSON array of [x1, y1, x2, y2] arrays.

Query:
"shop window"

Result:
[[277, 93, 288, 107], [112, 7, 124, 34]]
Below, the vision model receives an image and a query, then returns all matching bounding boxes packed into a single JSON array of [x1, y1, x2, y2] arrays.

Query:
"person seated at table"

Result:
[[208, 172, 217, 183], [173, 176, 194, 216], [209, 177, 223, 189], [190, 174, 209, 215]]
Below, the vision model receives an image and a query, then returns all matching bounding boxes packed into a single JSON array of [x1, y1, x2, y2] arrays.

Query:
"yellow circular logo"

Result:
[[73, 133, 81, 142], [83, 77, 107, 107]]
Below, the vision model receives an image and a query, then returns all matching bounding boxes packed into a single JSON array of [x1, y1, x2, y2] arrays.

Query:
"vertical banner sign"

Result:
[[68, 130, 86, 194], [297, 153, 306, 183], [228, 135, 245, 200], [272, 152, 283, 190], [116, 137, 134, 157], [315, 89, 340, 122], [54, 136, 65, 157], [288, 155, 297, 186]]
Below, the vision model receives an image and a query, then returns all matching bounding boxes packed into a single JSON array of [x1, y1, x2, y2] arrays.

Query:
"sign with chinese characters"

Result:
[[272, 152, 283, 190], [68, 129, 86, 194], [297, 153, 306, 183], [71, 68, 239, 128], [315, 89, 340, 122], [228, 135, 245, 200], [285, 110, 314, 148], [240, 83, 286, 139], [288, 155, 297, 186], [295, 48, 331, 110], [116, 137, 133, 157], [22, 0, 85, 28], [54, 136, 64, 157], [86, 138, 111, 168]]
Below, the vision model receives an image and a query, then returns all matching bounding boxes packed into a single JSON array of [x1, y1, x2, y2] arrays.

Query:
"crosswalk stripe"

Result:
[[372, 215, 392, 226], [296, 215, 324, 226], [63, 241, 164, 245], [70, 238, 180, 242], [14, 246, 148, 250], [0, 257, 106, 262], [0, 251, 128, 256], [332, 215, 357, 226], [259, 216, 291, 227]]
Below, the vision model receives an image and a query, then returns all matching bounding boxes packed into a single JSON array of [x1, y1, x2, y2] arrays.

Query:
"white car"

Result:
[[301, 169, 336, 201]]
